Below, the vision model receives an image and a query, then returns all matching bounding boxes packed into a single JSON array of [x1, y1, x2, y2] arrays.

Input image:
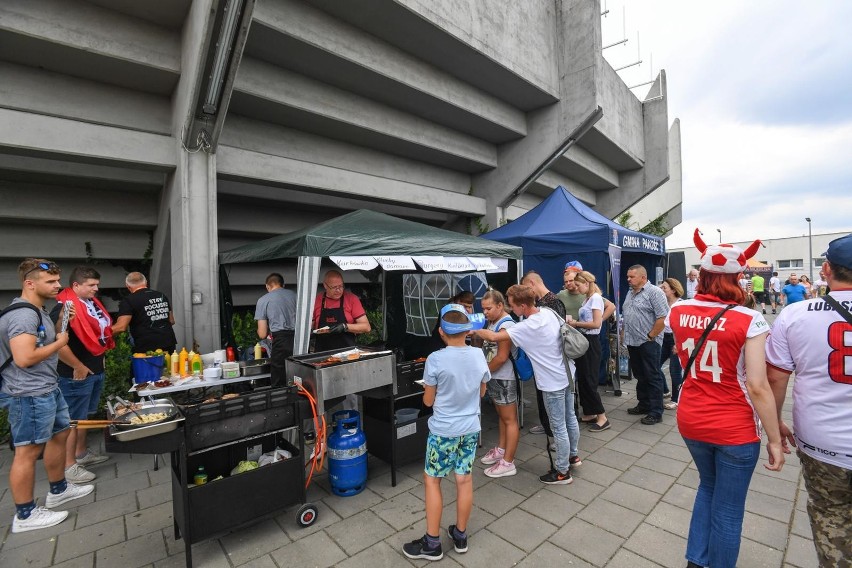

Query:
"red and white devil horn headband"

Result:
[[695, 228, 762, 274]]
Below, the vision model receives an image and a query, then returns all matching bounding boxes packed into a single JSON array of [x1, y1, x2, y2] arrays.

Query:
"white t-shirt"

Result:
[[505, 309, 568, 392], [482, 316, 517, 381], [769, 276, 781, 293], [578, 293, 604, 336], [765, 291, 852, 469]]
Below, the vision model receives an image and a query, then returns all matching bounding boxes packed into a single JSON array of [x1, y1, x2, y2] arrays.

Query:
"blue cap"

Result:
[[439, 304, 486, 334], [564, 260, 583, 272], [823, 234, 852, 269]]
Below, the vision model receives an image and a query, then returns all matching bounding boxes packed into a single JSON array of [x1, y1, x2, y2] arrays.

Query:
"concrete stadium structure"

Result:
[[0, 0, 681, 351]]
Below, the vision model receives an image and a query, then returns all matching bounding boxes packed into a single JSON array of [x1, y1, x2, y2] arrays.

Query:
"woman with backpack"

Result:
[[477, 289, 519, 478], [569, 271, 610, 431]]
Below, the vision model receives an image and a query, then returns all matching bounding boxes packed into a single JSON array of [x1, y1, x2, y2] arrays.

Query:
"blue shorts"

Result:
[[424, 432, 479, 478], [59, 372, 105, 419], [4, 388, 71, 446]]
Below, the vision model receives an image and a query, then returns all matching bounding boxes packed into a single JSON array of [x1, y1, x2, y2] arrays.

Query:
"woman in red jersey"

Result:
[[668, 231, 784, 568]]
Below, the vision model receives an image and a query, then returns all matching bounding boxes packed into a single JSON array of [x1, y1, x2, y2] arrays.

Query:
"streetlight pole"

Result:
[[716, 228, 722, 244], [806, 217, 813, 282]]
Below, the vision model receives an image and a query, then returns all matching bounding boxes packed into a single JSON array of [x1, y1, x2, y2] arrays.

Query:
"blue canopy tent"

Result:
[[482, 186, 665, 296]]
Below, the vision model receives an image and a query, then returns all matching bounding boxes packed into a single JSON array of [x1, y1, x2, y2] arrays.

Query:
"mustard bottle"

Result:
[[254, 342, 262, 360], [179, 348, 189, 377]]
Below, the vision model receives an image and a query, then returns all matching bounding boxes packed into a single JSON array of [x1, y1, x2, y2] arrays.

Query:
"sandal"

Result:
[[664, 401, 678, 410]]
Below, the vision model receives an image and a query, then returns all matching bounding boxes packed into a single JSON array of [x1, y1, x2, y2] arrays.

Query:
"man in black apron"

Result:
[[312, 270, 371, 352]]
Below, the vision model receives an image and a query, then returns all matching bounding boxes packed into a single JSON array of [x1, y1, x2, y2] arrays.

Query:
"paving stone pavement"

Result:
[[0, 315, 820, 567]]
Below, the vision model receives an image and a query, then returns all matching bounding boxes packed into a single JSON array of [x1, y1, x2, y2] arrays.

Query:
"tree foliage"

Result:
[[616, 210, 669, 237]]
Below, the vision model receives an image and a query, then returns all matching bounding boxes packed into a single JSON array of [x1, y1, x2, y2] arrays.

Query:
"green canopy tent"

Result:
[[219, 209, 523, 355]]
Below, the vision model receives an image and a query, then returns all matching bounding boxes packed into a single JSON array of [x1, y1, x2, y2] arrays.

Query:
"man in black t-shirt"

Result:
[[112, 272, 177, 353]]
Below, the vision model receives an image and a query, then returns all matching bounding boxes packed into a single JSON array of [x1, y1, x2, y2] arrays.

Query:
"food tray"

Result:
[[107, 399, 185, 442], [240, 358, 271, 376]]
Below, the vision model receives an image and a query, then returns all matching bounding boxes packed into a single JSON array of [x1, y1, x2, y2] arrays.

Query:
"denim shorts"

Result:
[[4, 388, 71, 446], [486, 378, 517, 405], [59, 372, 105, 419], [424, 432, 479, 478]]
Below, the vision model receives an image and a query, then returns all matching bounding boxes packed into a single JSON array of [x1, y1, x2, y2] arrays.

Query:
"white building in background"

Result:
[[669, 231, 850, 282], [0, 0, 681, 350]]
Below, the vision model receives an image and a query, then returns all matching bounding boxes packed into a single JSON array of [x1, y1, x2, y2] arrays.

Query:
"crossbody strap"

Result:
[[822, 295, 852, 325], [682, 305, 735, 378]]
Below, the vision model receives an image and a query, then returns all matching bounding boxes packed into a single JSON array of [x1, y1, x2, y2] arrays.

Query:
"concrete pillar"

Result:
[[163, 149, 220, 352]]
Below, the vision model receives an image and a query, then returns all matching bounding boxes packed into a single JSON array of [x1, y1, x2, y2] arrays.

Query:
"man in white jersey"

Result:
[[766, 233, 852, 568]]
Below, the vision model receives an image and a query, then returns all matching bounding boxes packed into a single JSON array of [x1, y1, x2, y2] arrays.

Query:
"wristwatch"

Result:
[[647, 333, 655, 341]]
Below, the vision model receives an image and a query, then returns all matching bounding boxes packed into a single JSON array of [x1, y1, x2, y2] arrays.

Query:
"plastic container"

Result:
[[221, 362, 240, 379], [131, 355, 165, 384], [194, 466, 208, 486], [179, 348, 189, 377], [191, 353, 203, 375], [254, 342, 262, 360], [171, 349, 180, 376], [394, 407, 420, 425], [203, 367, 222, 380], [327, 410, 368, 497]]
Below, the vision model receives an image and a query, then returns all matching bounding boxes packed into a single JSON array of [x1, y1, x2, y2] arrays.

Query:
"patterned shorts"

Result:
[[486, 378, 517, 405], [424, 432, 479, 478]]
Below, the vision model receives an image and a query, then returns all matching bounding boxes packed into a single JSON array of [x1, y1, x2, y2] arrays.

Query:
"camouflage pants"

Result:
[[799, 451, 852, 568]]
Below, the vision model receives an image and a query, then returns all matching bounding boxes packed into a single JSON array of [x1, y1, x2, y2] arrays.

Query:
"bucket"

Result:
[[131, 355, 165, 384], [394, 407, 419, 425]]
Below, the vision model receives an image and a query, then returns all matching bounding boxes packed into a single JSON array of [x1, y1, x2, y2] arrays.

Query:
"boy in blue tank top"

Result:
[[402, 304, 490, 561]]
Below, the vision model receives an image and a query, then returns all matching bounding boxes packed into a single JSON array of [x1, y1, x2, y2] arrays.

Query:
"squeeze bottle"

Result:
[[179, 348, 189, 377], [190, 353, 203, 375], [171, 349, 180, 377], [254, 342, 262, 360]]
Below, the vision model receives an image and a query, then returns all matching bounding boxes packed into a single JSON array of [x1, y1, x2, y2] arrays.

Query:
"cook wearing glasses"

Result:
[[312, 270, 371, 351]]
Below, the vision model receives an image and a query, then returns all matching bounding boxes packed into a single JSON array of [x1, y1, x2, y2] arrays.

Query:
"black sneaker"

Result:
[[540, 469, 573, 484], [447, 524, 468, 553], [627, 405, 650, 415], [640, 414, 662, 425], [403, 535, 443, 561], [569, 455, 583, 467]]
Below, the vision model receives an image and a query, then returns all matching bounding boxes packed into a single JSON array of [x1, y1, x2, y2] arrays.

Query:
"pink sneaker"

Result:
[[480, 447, 504, 465], [484, 459, 517, 478]]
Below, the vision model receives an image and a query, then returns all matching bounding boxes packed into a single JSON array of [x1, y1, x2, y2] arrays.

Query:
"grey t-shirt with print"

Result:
[[0, 298, 59, 397]]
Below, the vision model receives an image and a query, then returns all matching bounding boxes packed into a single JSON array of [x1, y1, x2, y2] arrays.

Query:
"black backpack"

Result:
[[0, 302, 45, 388]]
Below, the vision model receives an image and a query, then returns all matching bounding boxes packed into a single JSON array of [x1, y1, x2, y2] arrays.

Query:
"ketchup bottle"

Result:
[[226, 346, 236, 362]]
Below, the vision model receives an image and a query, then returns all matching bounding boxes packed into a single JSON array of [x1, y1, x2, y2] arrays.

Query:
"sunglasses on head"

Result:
[[23, 261, 58, 279]]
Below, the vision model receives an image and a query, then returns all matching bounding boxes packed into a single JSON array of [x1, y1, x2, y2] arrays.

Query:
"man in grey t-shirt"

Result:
[[255, 273, 297, 387], [0, 259, 94, 533]]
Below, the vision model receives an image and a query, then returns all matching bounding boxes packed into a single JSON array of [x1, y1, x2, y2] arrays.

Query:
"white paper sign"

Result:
[[467, 257, 498, 271], [375, 256, 417, 271], [487, 257, 509, 273], [330, 256, 379, 271], [412, 256, 446, 272], [444, 257, 476, 272]]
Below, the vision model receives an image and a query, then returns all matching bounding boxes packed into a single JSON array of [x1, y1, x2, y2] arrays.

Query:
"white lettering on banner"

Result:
[[330, 256, 379, 271], [621, 235, 661, 252], [375, 256, 416, 271], [488, 257, 509, 273], [678, 314, 728, 332], [412, 256, 446, 272]]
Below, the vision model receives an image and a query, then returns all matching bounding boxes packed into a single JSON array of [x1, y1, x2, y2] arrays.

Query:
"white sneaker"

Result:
[[529, 425, 546, 435], [46, 482, 94, 509], [484, 459, 517, 478], [76, 450, 109, 466], [11, 506, 69, 533], [65, 463, 96, 483], [548, 441, 557, 451], [480, 447, 504, 465]]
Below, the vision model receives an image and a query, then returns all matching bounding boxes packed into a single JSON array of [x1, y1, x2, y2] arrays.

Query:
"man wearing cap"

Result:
[[766, 234, 852, 568], [622, 265, 669, 425]]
